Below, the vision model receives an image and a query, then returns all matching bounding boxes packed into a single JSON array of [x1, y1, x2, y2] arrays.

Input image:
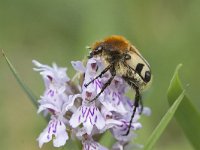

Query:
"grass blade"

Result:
[[167, 64, 200, 150], [144, 91, 185, 150], [2, 50, 38, 108]]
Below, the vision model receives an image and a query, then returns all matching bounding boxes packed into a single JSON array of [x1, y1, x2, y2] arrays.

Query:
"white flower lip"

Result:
[[69, 104, 106, 135], [37, 117, 69, 148]]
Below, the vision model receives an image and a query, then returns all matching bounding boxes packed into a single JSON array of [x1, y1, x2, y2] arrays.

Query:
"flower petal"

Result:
[[37, 126, 52, 148], [37, 118, 68, 148], [69, 107, 82, 128], [53, 121, 69, 147], [142, 107, 151, 116], [83, 138, 108, 150], [71, 61, 86, 73], [65, 94, 81, 111], [70, 104, 105, 135]]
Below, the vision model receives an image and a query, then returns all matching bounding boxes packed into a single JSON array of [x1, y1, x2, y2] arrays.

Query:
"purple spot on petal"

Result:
[[89, 107, 95, 116], [78, 115, 81, 123], [47, 75, 53, 81], [53, 122, 57, 133], [48, 126, 51, 134], [89, 117, 93, 125], [84, 109, 90, 122], [82, 107, 88, 117], [95, 115, 97, 123], [47, 89, 54, 97]]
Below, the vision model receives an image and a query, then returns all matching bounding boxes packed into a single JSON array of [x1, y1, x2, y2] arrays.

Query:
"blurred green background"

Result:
[[0, 0, 199, 149]]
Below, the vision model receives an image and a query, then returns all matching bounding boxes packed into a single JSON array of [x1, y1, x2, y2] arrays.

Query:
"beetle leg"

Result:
[[90, 65, 116, 102], [123, 87, 141, 136], [84, 64, 112, 87]]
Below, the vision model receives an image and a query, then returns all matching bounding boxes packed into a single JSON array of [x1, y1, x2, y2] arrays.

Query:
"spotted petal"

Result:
[[37, 118, 68, 148], [69, 104, 105, 135]]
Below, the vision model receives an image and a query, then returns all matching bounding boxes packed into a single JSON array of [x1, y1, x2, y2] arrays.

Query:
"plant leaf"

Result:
[[99, 131, 115, 149], [167, 64, 200, 150], [144, 90, 185, 150], [63, 139, 80, 150], [2, 50, 38, 108]]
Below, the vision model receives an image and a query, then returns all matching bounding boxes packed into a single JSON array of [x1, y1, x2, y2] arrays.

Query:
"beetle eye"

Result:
[[97, 46, 102, 51], [93, 46, 103, 55], [144, 71, 151, 83], [124, 54, 131, 60]]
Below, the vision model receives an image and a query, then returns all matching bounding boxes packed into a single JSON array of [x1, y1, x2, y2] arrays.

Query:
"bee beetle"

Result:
[[84, 35, 152, 135]]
